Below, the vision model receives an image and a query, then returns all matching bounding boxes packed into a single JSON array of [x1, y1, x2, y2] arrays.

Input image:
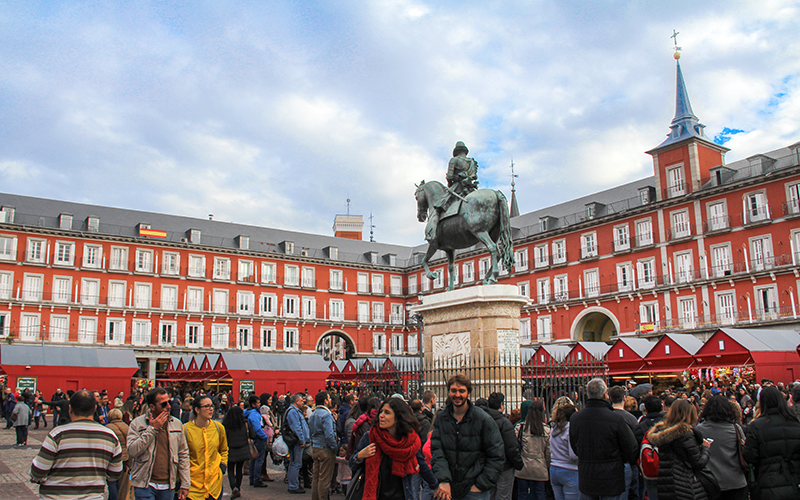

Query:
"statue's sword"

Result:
[[445, 185, 469, 203]]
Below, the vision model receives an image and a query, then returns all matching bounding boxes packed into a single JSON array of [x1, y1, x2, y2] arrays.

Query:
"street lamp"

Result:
[[411, 312, 424, 398]]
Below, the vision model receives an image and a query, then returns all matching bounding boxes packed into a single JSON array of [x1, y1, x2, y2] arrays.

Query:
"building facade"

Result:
[[1, 58, 799, 380]]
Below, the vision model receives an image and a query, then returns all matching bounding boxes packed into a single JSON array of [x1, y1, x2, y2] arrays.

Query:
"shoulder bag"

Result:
[[245, 422, 259, 459]]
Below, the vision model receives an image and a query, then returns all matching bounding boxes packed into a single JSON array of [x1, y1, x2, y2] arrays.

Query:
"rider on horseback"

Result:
[[426, 141, 479, 241]]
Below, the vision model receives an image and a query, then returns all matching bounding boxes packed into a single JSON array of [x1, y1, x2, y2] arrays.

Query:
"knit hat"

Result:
[[520, 400, 532, 422]]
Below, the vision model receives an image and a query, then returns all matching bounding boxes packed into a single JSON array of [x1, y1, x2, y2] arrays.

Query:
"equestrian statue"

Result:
[[415, 141, 514, 290]]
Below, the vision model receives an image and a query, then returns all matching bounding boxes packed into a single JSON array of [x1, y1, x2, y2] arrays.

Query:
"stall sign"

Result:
[[17, 376, 37, 392], [240, 380, 255, 395]]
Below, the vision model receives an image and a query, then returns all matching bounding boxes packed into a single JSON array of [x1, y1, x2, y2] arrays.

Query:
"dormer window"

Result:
[[86, 216, 100, 232], [283, 241, 294, 255], [59, 213, 73, 230], [327, 247, 338, 260], [0, 206, 15, 223], [237, 235, 249, 250], [188, 229, 201, 244]]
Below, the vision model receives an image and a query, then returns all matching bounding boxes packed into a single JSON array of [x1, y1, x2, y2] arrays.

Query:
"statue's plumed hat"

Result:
[[452, 141, 469, 156]]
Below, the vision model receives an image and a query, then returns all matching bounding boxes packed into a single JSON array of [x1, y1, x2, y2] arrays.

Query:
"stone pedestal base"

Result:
[[409, 285, 529, 409]]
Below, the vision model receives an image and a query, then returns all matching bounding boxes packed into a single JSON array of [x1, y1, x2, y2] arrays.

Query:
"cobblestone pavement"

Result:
[[0, 424, 320, 500]]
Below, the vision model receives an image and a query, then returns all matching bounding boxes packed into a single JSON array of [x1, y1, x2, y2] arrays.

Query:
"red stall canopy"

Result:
[[693, 328, 800, 382], [642, 334, 703, 374], [0, 345, 139, 397]]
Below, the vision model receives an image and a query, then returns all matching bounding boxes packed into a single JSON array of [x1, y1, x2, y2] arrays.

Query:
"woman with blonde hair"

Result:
[[647, 399, 711, 500]]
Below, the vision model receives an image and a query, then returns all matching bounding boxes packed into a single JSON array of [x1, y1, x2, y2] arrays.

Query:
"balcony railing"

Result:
[[636, 305, 798, 334], [702, 216, 731, 233], [783, 199, 800, 216], [666, 223, 693, 241]]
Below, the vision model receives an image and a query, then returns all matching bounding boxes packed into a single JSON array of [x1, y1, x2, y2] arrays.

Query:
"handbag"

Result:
[[245, 422, 259, 460], [734, 423, 750, 473], [695, 467, 721, 500], [344, 462, 365, 500]]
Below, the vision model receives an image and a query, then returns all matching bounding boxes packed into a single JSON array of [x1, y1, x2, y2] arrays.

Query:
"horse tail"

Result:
[[495, 190, 515, 270]]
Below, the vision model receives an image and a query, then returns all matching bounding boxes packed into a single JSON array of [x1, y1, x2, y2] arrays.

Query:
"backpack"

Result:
[[639, 432, 659, 480], [281, 407, 299, 447]]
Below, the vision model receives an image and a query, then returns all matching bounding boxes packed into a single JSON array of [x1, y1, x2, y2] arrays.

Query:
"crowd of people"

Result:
[[6, 375, 800, 500]]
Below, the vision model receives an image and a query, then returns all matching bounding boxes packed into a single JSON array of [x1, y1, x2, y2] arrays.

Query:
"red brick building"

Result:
[[1, 57, 799, 388]]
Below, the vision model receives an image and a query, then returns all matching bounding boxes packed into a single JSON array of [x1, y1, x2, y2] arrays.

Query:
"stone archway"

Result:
[[316, 330, 357, 360], [570, 307, 620, 342]]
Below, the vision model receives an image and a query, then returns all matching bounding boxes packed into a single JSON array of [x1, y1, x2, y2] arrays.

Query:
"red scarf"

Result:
[[362, 425, 421, 500]]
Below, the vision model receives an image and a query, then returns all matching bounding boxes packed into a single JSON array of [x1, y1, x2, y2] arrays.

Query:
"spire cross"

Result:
[[346, 197, 351, 215], [368, 212, 376, 242], [671, 30, 682, 52], [510, 159, 518, 190]]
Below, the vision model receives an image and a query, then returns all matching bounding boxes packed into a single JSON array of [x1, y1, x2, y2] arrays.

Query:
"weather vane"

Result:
[[671, 29, 682, 59], [510, 159, 518, 192]]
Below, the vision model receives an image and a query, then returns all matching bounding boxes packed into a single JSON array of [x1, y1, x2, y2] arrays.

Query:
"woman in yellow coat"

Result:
[[184, 396, 229, 500]]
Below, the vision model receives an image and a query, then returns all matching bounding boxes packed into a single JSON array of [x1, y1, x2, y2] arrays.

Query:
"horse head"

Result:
[[415, 180, 428, 222]]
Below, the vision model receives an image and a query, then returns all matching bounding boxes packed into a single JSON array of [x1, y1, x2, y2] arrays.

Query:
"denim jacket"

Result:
[[309, 405, 338, 452], [286, 405, 310, 445], [350, 431, 438, 500]]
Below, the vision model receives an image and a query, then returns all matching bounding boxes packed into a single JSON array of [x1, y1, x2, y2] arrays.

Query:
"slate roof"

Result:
[[616, 338, 657, 358], [220, 352, 329, 372], [663, 334, 704, 355], [540, 344, 572, 362], [718, 328, 800, 352], [0, 345, 138, 369], [575, 342, 612, 360]]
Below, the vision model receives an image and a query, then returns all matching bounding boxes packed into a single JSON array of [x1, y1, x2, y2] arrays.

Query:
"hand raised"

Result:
[[151, 410, 168, 430], [357, 443, 377, 461]]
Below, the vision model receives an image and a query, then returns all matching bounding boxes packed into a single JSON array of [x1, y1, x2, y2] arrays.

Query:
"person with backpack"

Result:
[[647, 399, 712, 500], [184, 396, 228, 500], [243, 395, 269, 489], [635, 395, 665, 500]]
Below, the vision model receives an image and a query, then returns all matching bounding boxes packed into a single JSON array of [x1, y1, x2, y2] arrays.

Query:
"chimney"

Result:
[[333, 214, 364, 240]]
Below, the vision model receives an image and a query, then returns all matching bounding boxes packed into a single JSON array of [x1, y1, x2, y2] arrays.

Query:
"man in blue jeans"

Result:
[[285, 393, 310, 494], [244, 395, 269, 488]]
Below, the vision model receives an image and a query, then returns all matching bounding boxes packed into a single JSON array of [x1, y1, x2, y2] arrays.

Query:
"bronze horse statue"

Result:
[[415, 180, 514, 290]]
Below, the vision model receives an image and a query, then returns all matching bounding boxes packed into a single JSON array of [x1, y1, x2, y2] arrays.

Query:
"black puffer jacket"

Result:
[[224, 422, 251, 463], [482, 406, 524, 471], [648, 422, 709, 500], [430, 400, 505, 499], [743, 409, 800, 500], [568, 398, 637, 497]]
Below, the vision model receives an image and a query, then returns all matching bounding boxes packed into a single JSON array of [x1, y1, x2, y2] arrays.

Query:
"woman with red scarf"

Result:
[[350, 398, 439, 500]]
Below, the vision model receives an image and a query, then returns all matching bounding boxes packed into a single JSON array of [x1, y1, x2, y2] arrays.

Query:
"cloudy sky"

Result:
[[1, 1, 799, 246]]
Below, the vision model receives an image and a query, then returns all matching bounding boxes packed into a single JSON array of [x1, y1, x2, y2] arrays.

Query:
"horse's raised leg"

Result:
[[474, 231, 499, 284], [445, 250, 456, 291], [421, 242, 440, 282]]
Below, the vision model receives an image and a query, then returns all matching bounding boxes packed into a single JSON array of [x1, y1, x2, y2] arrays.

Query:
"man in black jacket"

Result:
[[431, 374, 505, 500], [634, 395, 665, 500], [484, 392, 523, 500], [569, 378, 637, 500]]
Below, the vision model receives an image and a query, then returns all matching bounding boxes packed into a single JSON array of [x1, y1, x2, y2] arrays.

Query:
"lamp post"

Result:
[[411, 312, 424, 399]]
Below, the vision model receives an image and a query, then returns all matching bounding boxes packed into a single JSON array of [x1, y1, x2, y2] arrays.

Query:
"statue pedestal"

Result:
[[409, 285, 529, 409]]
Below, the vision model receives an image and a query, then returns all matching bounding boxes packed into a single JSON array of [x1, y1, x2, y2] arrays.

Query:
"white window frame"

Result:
[[667, 165, 686, 197], [636, 219, 653, 247], [357, 273, 369, 293], [329, 299, 345, 322], [671, 210, 691, 239], [26, 238, 46, 263], [639, 302, 659, 329], [78, 316, 97, 344], [408, 275, 418, 295], [750, 234, 773, 271], [261, 262, 277, 284], [302, 267, 315, 288], [238, 259, 254, 282], [213, 257, 231, 280], [105, 318, 125, 345], [372, 332, 386, 354], [132, 319, 151, 347], [554, 275, 568, 301], [707, 201, 728, 231], [0, 235, 17, 262], [159, 320, 177, 347], [536, 278, 550, 304], [678, 297, 697, 329], [580, 232, 598, 258], [478, 258, 490, 280], [186, 323, 203, 348], [213, 289, 229, 314], [637, 258, 656, 289], [211, 324, 228, 349], [236, 325, 252, 350], [53, 241, 74, 266], [517, 281, 530, 298], [283, 327, 298, 351], [302, 296, 316, 319], [786, 182, 800, 215], [82, 244, 102, 269], [135, 248, 153, 273], [711, 244, 733, 278], [614, 224, 630, 251], [19, 313, 40, 341], [392, 333, 404, 354], [358, 301, 370, 323], [390, 303, 404, 325], [22, 273, 44, 302], [754, 284, 779, 320], [260, 326, 277, 351], [161, 284, 178, 311], [110, 246, 128, 271], [534, 245, 548, 269], [536, 316, 552, 342], [0, 271, 13, 301], [330, 270, 344, 291], [134, 283, 152, 309], [552, 240, 566, 265], [715, 292, 737, 326], [372, 302, 385, 323], [188, 255, 206, 278], [371, 274, 384, 294], [519, 318, 531, 344], [674, 251, 693, 284], [52, 276, 71, 304], [390, 276, 403, 295], [161, 252, 180, 275], [745, 191, 769, 223], [50, 314, 69, 343], [283, 295, 299, 318], [462, 262, 475, 282], [260, 293, 277, 317], [584, 269, 600, 298], [616, 263, 633, 292], [284, 265, 299, 286], [187, 287, 204, 312], [237, 291, 255, 315], [80, 278, 100, 306], [515, 248, 529, 271]]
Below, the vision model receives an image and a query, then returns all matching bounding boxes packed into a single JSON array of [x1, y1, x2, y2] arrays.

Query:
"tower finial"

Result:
[[671, 29, 682, 59], [346, 196, 351, 215], [509, 159, 520, 218]]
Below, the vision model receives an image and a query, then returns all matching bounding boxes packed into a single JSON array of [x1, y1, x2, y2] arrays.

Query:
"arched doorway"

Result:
[[316, 330, 356, 361], [571, 307, 619, 342]]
